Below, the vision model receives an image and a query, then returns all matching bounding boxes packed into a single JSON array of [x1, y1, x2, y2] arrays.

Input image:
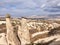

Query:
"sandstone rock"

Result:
[[0, 33, 8, 45]]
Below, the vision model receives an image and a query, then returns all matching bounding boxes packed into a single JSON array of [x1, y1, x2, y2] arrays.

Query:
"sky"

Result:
[[0, 0, 60, 16]]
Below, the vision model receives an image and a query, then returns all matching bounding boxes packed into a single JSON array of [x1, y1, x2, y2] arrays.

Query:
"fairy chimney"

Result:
[[18, 17, 31, 45], [5, 14, 21, 45]]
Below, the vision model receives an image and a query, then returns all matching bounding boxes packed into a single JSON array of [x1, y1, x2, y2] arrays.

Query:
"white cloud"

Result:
[[41, 4, 46, 8], [57, 3, 60, 6]]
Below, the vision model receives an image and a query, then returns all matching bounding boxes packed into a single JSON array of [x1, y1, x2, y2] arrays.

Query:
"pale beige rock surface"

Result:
[[0, 33, 8, 45]]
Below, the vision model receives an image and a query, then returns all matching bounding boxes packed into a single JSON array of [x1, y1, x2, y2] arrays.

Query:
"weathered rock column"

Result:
[[5, 14, 21, 45], [18, 17, 31, 45]]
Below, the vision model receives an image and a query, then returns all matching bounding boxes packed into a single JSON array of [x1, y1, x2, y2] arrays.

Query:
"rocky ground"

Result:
[[0, 33, 7, 45], [0, 19, 60, 45]]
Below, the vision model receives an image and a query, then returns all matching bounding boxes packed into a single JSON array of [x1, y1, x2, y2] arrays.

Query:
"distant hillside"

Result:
[[25, 15, 48, 18], [25, 14, 60, 19], [47, 14, 60, 18]]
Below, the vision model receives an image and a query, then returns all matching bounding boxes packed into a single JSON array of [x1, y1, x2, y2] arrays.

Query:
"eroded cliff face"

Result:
[[26, 20, 60, 44], [15, 19, 60, 44], [0, 16, 60, 45]]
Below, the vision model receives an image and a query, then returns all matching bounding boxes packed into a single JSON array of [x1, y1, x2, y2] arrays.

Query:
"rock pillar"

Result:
[[18, 17, 31, 45], [5, 14, 20, 45]]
